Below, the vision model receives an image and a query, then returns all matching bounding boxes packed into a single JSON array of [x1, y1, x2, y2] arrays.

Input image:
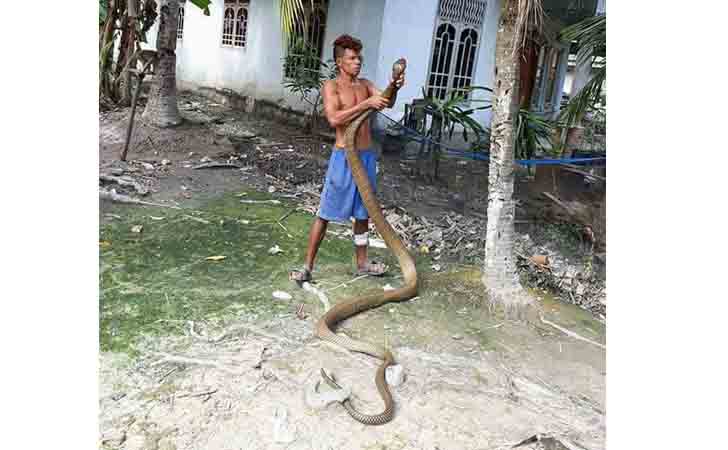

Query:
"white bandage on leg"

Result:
[[353, 232, 369, 247]]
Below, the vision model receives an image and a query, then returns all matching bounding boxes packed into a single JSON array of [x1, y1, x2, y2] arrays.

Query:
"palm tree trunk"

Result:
[[118, 1, 139, 106], [482, 0, 531, 317], [142, 0, 182, 127], [100, 0, 120, 100]]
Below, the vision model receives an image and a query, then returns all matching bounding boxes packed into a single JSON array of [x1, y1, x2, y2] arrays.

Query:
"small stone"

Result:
[[130, 225, 143, 233], [452, 334, 463, 340], [123, 434, 146, 450], [268, 245, 283, 255], [272, 291, 292, 301], [141, 162, 155, 170], [161, 159, 170, 166], [268, 186, 277, 193], [200, 156, 212, 163], [100, 429, 126, 447], [272, 407, 296, 444], [385, 364, 406, 387]]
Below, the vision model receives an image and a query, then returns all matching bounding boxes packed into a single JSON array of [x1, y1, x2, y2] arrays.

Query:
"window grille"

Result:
[[177, 2, 185, 40], [222, 0, 249, 48], [426, 0, 487, 101]]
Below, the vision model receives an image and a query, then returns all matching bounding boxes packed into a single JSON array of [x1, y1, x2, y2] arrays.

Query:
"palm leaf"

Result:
[[188, 0, 212, 16]]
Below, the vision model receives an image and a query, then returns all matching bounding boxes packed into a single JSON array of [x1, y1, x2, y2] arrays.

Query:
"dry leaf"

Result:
[[99, 240, 112, 248], [205, 255, 226, 261]]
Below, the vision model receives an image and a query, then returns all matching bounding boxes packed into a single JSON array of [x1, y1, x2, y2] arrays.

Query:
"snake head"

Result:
[[392, 58, 407, 80]]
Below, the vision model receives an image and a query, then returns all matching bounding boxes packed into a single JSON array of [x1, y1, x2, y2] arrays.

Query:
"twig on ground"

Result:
[[240, 199, 282, 205], [278, 209, 296, 223], [324, 274, 370, 293], [176, 388, 218, 399], [192, 162, 241, 170], [100, 174, 149, 195], [184, 215, 211, 225], [539, 315, 606, 350], [100, 188, 182, 209], [158, 366, 180, 383], [151, 353, 242, 374]]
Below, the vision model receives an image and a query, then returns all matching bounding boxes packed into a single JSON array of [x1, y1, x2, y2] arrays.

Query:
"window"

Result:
[[284, 0, 328, 78], [222, 0, 249, 48], [177, 2, 185, 40], [426, 0, 487, 101]]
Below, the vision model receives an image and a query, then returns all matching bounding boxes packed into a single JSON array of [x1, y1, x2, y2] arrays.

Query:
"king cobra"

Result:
[[314, 59, 418, 425]]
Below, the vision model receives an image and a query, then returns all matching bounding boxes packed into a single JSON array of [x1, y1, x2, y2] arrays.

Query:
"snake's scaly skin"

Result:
[[314, 59, 418, 426]]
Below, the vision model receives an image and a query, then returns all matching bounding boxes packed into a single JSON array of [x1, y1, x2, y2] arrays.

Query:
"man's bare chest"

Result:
[[336, 82, 370, 109]]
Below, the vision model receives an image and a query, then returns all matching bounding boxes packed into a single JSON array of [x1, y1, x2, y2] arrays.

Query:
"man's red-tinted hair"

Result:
[[333, 34, 363, 61]]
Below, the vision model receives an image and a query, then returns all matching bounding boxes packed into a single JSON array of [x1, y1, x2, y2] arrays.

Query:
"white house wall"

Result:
[[142, 0, 508, 130], [175, 1, 285, 102], [374, 0, 502, 130], [324, 0, 386, 83]]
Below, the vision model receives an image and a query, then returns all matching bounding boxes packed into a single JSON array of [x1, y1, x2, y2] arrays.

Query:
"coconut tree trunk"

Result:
[[100, 1, 120, 100], [118, 0, 139, 106], [142, 0, 182, 127], [482, 0, 531, 317]]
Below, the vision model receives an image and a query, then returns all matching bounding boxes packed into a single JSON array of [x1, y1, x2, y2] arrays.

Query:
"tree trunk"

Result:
[[119, 1, 139, 106], [100, 1, 120, 100], [142, 0, 182, 127], [519, 40, 538, 109], [482, 0, 531, 317]]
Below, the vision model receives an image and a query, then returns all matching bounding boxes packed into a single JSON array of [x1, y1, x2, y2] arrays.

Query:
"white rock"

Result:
[[272, 291, 292, 301], [386, 364, 406, 387], [272, 406, 296, 444], [161, 159, 170, 166]]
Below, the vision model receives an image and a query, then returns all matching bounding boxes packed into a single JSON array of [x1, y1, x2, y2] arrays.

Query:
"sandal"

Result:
[[289, 267, 312, 283], [355, 260, 388, 277]]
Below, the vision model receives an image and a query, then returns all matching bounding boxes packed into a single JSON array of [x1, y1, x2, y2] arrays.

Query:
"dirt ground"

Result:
[[99, 92, 606, 450]]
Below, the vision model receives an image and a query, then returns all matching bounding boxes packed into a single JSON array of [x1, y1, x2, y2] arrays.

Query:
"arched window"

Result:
[[222, 0, 249, 48], [426, 0, 487, 101]]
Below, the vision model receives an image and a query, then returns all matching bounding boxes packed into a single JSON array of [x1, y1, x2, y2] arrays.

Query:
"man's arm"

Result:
[[367, 75, 403, 108], [322, 80, 387, 128]]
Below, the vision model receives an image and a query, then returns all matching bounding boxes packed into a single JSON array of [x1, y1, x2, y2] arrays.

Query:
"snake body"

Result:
[[314, 59, 418, 425]]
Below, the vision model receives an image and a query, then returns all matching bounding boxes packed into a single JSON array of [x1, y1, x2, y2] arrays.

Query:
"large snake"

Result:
[[314, 59, 418, 425]]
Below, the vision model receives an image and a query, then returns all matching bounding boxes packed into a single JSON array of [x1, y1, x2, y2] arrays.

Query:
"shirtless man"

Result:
[[289, 34, 405, 283]]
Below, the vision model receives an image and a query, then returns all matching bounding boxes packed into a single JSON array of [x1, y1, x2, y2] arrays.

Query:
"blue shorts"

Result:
[[318, 148, 377, 223]]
